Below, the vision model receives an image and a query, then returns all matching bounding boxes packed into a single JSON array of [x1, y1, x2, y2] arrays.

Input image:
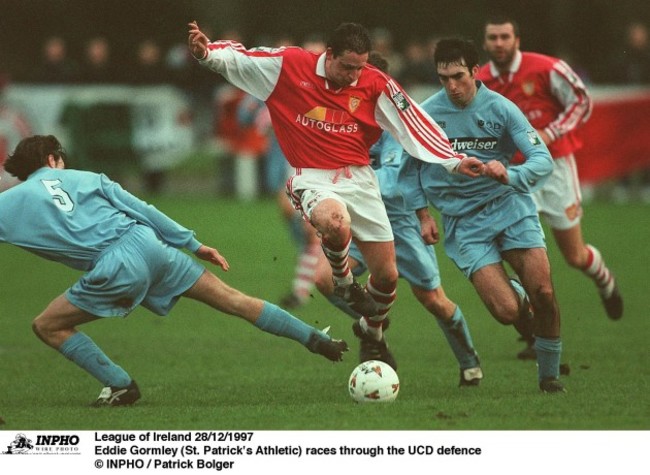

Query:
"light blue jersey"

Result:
[[0, 168, 205, 316], [350, 132, 441, 289], [368, 132, 411, 218], [0, 168, 202, 270], [400, 82, 553, 218], [399, 82, 554, 277]]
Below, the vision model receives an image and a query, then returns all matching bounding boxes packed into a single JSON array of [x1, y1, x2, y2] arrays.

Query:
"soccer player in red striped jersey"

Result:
[[478, 17, 623, 355], [188, 22, 483, 369]]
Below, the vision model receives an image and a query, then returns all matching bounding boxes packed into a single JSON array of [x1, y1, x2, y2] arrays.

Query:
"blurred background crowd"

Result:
[[1, 0, 649, 201]]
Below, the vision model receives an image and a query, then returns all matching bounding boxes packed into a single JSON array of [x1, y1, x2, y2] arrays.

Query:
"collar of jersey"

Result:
[[316, 53, 360, 90], [489, 49, 523, 78]]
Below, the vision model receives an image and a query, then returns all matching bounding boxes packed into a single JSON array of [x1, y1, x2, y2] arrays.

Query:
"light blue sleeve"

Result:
[[504, 101, 554, 193], [398, 151, 429, 211], [99, 175, 202, 252]]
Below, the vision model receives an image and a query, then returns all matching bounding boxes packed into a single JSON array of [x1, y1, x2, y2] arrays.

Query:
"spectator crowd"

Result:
[[2, 22, 650, 200]]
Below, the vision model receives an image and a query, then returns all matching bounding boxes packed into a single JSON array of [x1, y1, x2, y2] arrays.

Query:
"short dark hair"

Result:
[[5, 135, 66, 181], [434, 38, 480, 71], [328, 23, 372, 57], [367, 51, 389, 73], [484, 15, 520, 37]]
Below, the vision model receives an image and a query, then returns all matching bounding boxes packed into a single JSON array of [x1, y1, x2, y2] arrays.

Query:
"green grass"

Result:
[[1, 197, 649, 430]]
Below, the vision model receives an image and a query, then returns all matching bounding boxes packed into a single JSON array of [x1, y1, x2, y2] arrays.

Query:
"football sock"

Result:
[[359, 276, 396, 341], [582, 244, 615, 297], [254, 301, 317, 345], [321, 235, 353, 287], [510, 276, 527, 303], [534, 336, 562, 382], [435, 306, 479, 369], [59, 332, 131, 388], [510, 278, 535, 343], [359, 316, 382, 341], [291, 243, 321, 303], [288, 213, 307, 248], [326, 293, 362, 320], [366, 274, 396, 324]]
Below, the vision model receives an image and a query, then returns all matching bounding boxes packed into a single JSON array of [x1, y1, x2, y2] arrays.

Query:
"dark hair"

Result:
[[5, 135, 66, 181], [434, 38, 480, 71], [367, 50, 389, 73], [484, 15, 520, 37], [327, 23, 372, 57]]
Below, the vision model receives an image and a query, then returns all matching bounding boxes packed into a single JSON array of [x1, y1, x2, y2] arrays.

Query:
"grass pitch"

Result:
[[0, 196, 648, 430]]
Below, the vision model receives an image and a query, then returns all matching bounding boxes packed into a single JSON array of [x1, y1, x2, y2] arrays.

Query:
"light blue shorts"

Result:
[[66, 225, 205, 317], [442, 192, 546, 279], [350, 211, 441, 290]]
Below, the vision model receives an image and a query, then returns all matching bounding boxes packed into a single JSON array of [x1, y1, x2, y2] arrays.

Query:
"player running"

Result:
[[478, 17, 623, 353], [400, 38, 565, 393], [0, 135, 349, 406], [316, 130, 484, 385], [188, 21, 484, 370]]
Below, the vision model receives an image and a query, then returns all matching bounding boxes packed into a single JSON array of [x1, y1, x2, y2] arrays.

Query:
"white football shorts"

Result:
[[532, 154, 583, 230], [286, 165, 394, 242]]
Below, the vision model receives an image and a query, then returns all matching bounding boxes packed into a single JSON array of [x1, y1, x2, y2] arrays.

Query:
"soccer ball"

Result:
[[348, 360, 400, 403]]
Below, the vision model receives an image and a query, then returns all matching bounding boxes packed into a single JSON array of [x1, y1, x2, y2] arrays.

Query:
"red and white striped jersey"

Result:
[[200, 42, 463, 170], [477, 50, 592, 157]]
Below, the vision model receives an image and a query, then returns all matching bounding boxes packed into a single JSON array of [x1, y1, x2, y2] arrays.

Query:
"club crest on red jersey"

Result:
[[348, 95, 361, 113], [522, 81, 535, 96]]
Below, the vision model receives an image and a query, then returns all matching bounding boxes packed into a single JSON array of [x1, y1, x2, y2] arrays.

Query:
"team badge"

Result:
[[522, 81, 535, 96], [527, 130, 541, 145], [349, 95, 361, 113], [564, 203, 582, 221], [391, 91, 410, 111]]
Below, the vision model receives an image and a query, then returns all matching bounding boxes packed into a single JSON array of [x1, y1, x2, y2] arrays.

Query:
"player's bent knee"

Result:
[[31, 317, 55, 343], [311, 200, 351, 240], [490, 305, 520, 325], [371, 269, 398, 290], [532, 285, 556, 309], [31, 319, 43, 338]]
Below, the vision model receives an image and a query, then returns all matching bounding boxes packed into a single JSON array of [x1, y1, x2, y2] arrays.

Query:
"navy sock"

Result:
[[59, 332, 131, 388]]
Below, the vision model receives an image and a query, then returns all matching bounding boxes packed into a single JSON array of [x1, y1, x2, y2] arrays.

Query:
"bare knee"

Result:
[[488, 299, 520, 325], [32, 316, 57, 346], [413, 287, 453, 319], [369, 265, 398, 290], [530, 284, 560, 335], [531, 283, 556, 307], [32, 318, 44, 339], [310, 199, 351, 243]]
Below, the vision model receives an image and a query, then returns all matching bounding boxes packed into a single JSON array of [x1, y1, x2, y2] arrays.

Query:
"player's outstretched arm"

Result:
[[195, 245, 230, 271]]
